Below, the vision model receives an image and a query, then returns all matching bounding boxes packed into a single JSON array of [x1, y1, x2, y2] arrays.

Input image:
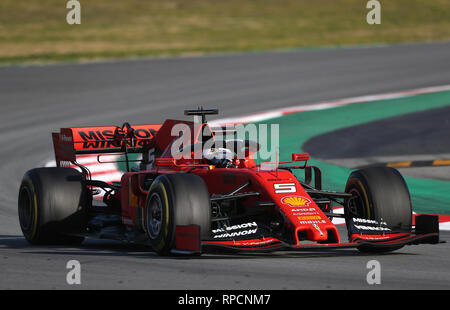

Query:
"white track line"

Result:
[[209, 84, 450, 126]]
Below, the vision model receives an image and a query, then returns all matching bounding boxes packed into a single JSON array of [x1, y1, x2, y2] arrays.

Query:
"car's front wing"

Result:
[[172, 221, 440, 254]]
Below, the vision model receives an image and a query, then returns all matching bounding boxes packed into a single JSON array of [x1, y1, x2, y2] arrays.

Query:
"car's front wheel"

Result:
[[344, 167, 413, 252], [144, 173, 211, 255]]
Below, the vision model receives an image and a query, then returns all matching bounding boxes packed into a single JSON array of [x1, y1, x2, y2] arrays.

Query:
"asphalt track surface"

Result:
[[1, 42, 450, 289]]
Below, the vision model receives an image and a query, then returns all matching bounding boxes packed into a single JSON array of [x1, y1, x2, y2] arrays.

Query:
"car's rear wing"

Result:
[[52, 124, 162, 167]]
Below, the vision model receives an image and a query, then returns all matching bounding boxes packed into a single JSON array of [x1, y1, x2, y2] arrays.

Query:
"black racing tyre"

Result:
[[344, 167, 412, 232], [145, 173, 211, 255], [18, 167, 88, 245]]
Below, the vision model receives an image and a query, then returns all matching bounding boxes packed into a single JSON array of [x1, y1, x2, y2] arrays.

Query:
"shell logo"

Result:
[[281, 196, 311, 207]]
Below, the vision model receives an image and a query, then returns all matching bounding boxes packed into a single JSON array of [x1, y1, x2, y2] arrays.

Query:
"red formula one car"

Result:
[[18, 109, 439, 255]]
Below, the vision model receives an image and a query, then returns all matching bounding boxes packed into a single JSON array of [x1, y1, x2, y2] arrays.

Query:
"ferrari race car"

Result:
[[18, 109, 439, 255]]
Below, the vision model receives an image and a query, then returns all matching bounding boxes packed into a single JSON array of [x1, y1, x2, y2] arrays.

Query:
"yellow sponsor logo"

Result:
[[297, 215, 322, 221], [281, 196, 311, 207]]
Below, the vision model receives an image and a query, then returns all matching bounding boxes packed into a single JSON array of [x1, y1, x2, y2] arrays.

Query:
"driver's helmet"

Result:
[[203, 147, 235, 168]]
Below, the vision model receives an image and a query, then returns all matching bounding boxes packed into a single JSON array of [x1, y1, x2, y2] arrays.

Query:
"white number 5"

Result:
[[274, 183, 296, 193]]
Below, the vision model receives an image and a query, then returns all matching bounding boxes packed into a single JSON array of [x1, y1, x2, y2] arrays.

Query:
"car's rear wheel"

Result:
[[18, 167, 88, 245], [145, 173, 211, 255]]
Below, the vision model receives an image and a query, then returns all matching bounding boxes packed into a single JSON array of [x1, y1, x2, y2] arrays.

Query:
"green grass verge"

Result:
[[256, 90, 450, 214], [1, 0, 450, 65]]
